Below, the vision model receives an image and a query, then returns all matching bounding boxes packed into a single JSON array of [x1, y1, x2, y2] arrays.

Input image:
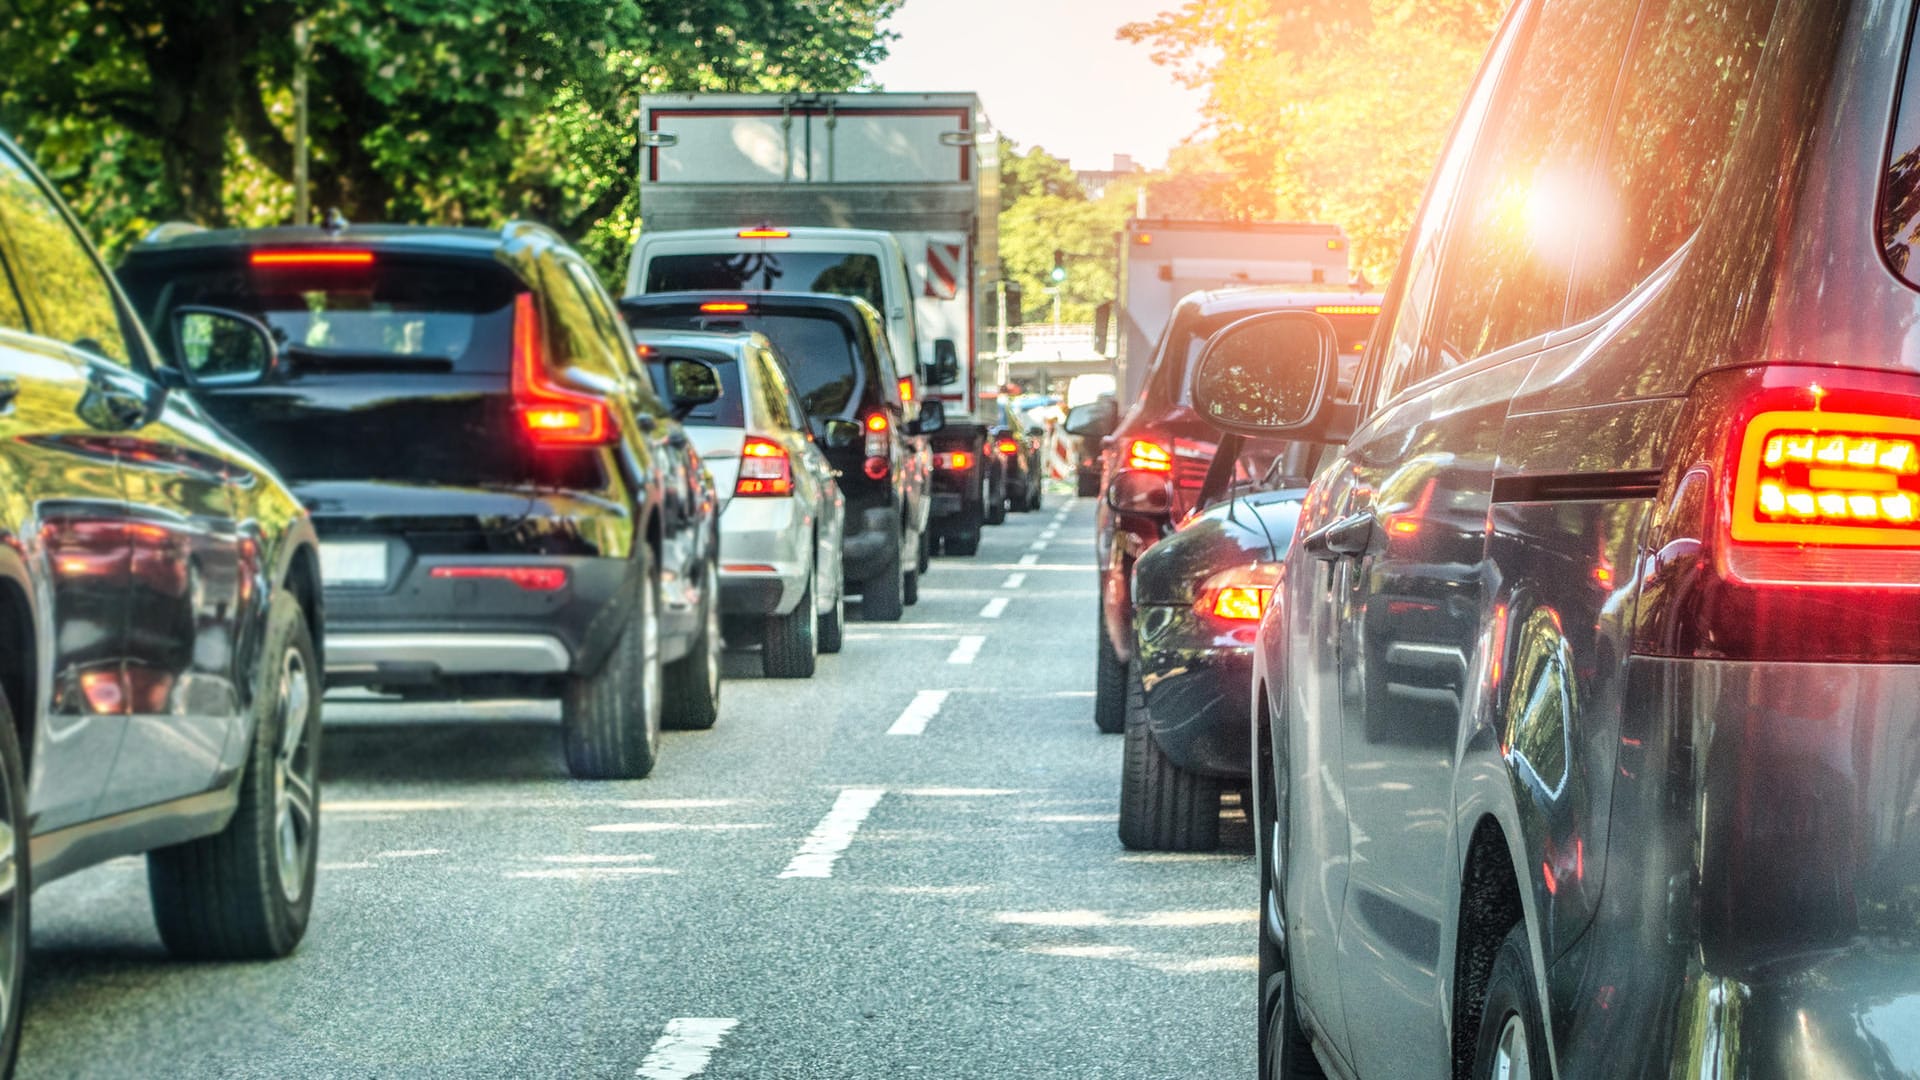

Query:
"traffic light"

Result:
[[1049, 248, 1067, 285]]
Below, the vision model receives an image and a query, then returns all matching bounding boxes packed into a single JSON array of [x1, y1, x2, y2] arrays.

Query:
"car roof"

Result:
[[123, 222, 567, 260], [1181, 285, 1386, 318], [639, 226, 899, 246]]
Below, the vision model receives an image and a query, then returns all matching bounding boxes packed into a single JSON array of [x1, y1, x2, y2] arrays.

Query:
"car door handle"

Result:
[[1303, 511, 1376, 562]]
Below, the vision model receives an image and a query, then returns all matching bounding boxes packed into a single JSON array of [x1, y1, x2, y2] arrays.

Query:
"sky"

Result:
[[868, 0, 1209, 172]]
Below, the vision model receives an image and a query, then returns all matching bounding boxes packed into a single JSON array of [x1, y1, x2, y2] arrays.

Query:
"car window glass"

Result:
[[0, 147, 130, 364], [0, 253, 26, 333], [1432, 0, 1639, 365], [760, 348, 806, 432], [548, 262, 619, 378], [1571, 0, 1777, 318]]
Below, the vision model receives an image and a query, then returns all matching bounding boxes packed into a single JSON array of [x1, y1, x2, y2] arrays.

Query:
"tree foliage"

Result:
[[1120, 0, 1504, 279], [0, 0, 899, 280], [996, 138, 1137, 325]]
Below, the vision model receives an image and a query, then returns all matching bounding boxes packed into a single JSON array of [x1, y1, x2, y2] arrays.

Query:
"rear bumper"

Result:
[[328, 633, 571, 676], [1134, 605, 1253, 779], [718, 495, 809, 616], [1543, 656, 1920, 1078]]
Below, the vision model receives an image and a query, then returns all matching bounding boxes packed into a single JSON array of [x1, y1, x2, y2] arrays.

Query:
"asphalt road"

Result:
[[20, 494, 1256, 1079]]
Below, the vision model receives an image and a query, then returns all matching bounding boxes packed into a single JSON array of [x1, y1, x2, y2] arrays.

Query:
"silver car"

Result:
[[638, 329, 846, 678]]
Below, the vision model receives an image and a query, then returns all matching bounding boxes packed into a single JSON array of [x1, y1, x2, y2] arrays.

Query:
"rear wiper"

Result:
[[283, 345, 456, 373]]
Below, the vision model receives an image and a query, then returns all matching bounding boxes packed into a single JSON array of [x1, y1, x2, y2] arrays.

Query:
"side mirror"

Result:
[[907, 399, 945, 436], [822, 418, 863, 449], [1190, 311, 1342, 438], [665, 356, 721, 419], [1106, 469, 1171, 517], [170, 306, 277, 388], [1065, 399, 1118, 439], [928, 339, 961, 386]]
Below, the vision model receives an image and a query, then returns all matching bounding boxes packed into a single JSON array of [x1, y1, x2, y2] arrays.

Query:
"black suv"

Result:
[[120, 224, 723, 781], [0, 133, 327, 1070], [620, 292, 942, 621]]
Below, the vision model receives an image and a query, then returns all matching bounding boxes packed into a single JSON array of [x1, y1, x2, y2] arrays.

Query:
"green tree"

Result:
[[996, 140, 1137, 324]]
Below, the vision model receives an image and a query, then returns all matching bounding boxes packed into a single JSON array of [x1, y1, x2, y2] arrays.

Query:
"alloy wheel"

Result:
[[1490, 1014, 1532, 1080], [272, 646, 317, 904]]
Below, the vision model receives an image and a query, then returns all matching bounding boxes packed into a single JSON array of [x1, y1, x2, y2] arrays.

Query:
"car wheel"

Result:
[[984, 475, 1007, 526], [0, 687, 30, 1076], [903, 566, 920, 606], [149, 590, 320, 960], [818, 567, 845, 655], [562, 547, 662, 779], [945, 505, 984, 557], [1118, 659, 1221, 851], [1093, 604, 1127, 734], [763, 560, 819, 679], [862, 535, 905, 622], [1471, 925, 1548, 1080], [663, 556, 722, 728], [916, 527, 931, 575], [1029, 477, 1044, 512], [1258, 749, 1325, 1080]]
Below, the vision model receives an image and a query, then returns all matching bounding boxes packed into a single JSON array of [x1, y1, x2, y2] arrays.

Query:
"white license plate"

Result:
[[320, 541, 389, 586]]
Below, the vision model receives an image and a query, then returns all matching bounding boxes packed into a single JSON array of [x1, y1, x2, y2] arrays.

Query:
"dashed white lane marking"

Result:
[[887, 689, 950, 736], [376, 848, 446, 859], [1002, 572, 1027, 589], [588, 822, 770, 834], [636, 1017, 739, 1080], [780, 788, 886, 879], [543, 854, 656, 863], [947, 635, 986, 664], [979, 597, 1009, 619], [507, 866, 678, 880], [1028, 540, 1049, 552], [1017, 553, 1040, 567]]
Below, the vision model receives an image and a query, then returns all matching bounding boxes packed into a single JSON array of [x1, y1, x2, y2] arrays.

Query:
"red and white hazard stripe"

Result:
[[925, 242, 961, 300]]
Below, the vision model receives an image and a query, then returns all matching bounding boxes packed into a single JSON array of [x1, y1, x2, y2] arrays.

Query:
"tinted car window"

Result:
[[120, 258, 521, 374], [1435, 0, 1639, 362], [1880, 11, 1920, 282], [1571, 0, 1776, 317], [627, 309, 862, 418], [647, 252, 886, 310], [0, 147, 129, 362]]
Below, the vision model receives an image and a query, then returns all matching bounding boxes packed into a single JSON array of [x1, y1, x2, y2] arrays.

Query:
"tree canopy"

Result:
[[996, 138, 1138, 325], [0, 0, 900, 279]]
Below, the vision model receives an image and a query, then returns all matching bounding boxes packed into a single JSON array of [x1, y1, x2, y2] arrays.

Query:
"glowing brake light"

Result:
[[249, 250, 373, 267], [700, 302, 749, 314], [734, 436, 793, 497], [1314, 304, 1380, 316], [936, 451, 973, 470], [1195, 564, 1283, 622], [512, 293, 615, 447], [898, 377, 915, 404], [737, 228, 790, 239], [1733, 413, 1920, 544], [429, 566, 568, 591], [865, 413, 890, 433], [1127, 439, 1173, 473], [996, 438, 1020, 455]]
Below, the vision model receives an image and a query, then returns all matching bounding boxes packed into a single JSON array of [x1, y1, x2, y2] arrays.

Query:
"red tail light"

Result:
[[1637, 364, 1920, 661], [1127, 439, 1172, 472], [250, 250, 373, 267], [737, 228, 789, 239], [898, 377, 916, 404], [430, 565, 568, 591], [700, 302, 749, 314], [1196, 564, 1283, 622], [936, 451, 973, 470], [735, 436, 793, 497], [865, 413, 890, 433], [512, 293, 615, 447], [995, 438, 1020, 455], [863, 456, 890, 480]]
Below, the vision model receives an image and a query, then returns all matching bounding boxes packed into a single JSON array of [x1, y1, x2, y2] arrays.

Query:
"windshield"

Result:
[[645, 252, 886, 310], [625, 308, 862, 417]]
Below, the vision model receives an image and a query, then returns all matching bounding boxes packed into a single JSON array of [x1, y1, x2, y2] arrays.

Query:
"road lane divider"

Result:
[[780, 787, 886, 879], [636, 1018, 739, 1080], [1017, 554, 1039, 567], [1028, 540, 1048, 552], [1002, 572, 1027, 589], [979, 597, 1009, 619], [887, 690, 950, 736], [947, 635, 986, 664]]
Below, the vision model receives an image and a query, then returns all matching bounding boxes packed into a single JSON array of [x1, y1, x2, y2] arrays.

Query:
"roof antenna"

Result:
[[322, 208, 349, 234]]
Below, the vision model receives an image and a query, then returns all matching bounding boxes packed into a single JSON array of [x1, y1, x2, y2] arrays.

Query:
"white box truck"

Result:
[[628, 91, 1007, 554]]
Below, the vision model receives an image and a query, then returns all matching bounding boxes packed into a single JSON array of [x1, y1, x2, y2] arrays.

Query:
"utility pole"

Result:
[[293, 19, 311, 226], [995, 281, 1010, 389]]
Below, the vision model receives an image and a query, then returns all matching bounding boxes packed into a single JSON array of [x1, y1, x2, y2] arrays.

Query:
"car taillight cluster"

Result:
[[1195, 564, 1283, 622], [735, 436, 793, 497], [1736, 421, 1920, 535], [996, 438, 1020, 455], [863, 413, 890, 480], [935, 451, 973, 471], [512, 293, 616, 448], [1127, 439, 1172, 473], [429, 565, 568, 591]]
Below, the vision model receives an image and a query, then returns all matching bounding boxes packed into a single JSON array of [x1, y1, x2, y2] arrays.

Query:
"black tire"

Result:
[[1258, 752, 1325, 1080], [1118, 659, 1221, 851], [903, 566, 920, 606], [663, 556, 722, 729], [562, 548, 662, 779], [916, 526, 931, 575], [818, 572, 845, 655], [1470, 925, 1548, 1080], [984, 474, 1008, 525], [944, 507, 983, 557], [0, 687, 30, 1077], [150, 590, 320, 960], [1093, 604, 1128, 733], [1029, 476, 1044, 512], [1077, 471, 1100, 497], [763, 562, 819, 678], [861, 536, 905, 622]]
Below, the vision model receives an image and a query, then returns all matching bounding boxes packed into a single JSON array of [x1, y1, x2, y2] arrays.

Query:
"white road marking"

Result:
[[947, 635, 986, 664], [507, 866, 678, 880], [1001, 572, 1027, 589], [588, 822, 772, 833], [542, 854, 656, 863], [317, 861, 376, 871], [635, 1018, 739, 1079], [780, 788, 886, 879], [887, 689, 950, 736], [1017, 554, 1040, 567], [617, 798, 738, 810], [376, 848, 446, 859], [979, 597, 1009, 619], [1040, 528, 1059, 540], [1028, 540, 1048, 552]]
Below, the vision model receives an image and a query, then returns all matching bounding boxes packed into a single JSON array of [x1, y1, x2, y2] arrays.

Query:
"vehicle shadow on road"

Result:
[[319, 718, 574, 784]]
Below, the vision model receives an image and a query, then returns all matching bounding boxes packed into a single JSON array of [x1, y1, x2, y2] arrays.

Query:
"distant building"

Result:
[[1075, 154, 1144, 202]]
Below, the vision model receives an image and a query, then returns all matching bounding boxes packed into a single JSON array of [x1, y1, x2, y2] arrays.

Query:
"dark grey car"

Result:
[[1191, 1, 1920, 1077]]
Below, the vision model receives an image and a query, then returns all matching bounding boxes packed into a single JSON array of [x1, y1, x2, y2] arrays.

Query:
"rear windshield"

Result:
[[626, 308, 862, 418], [643, 348, 744, 427], [118, 256, 522, 375], [645, 252, 885, 310]]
